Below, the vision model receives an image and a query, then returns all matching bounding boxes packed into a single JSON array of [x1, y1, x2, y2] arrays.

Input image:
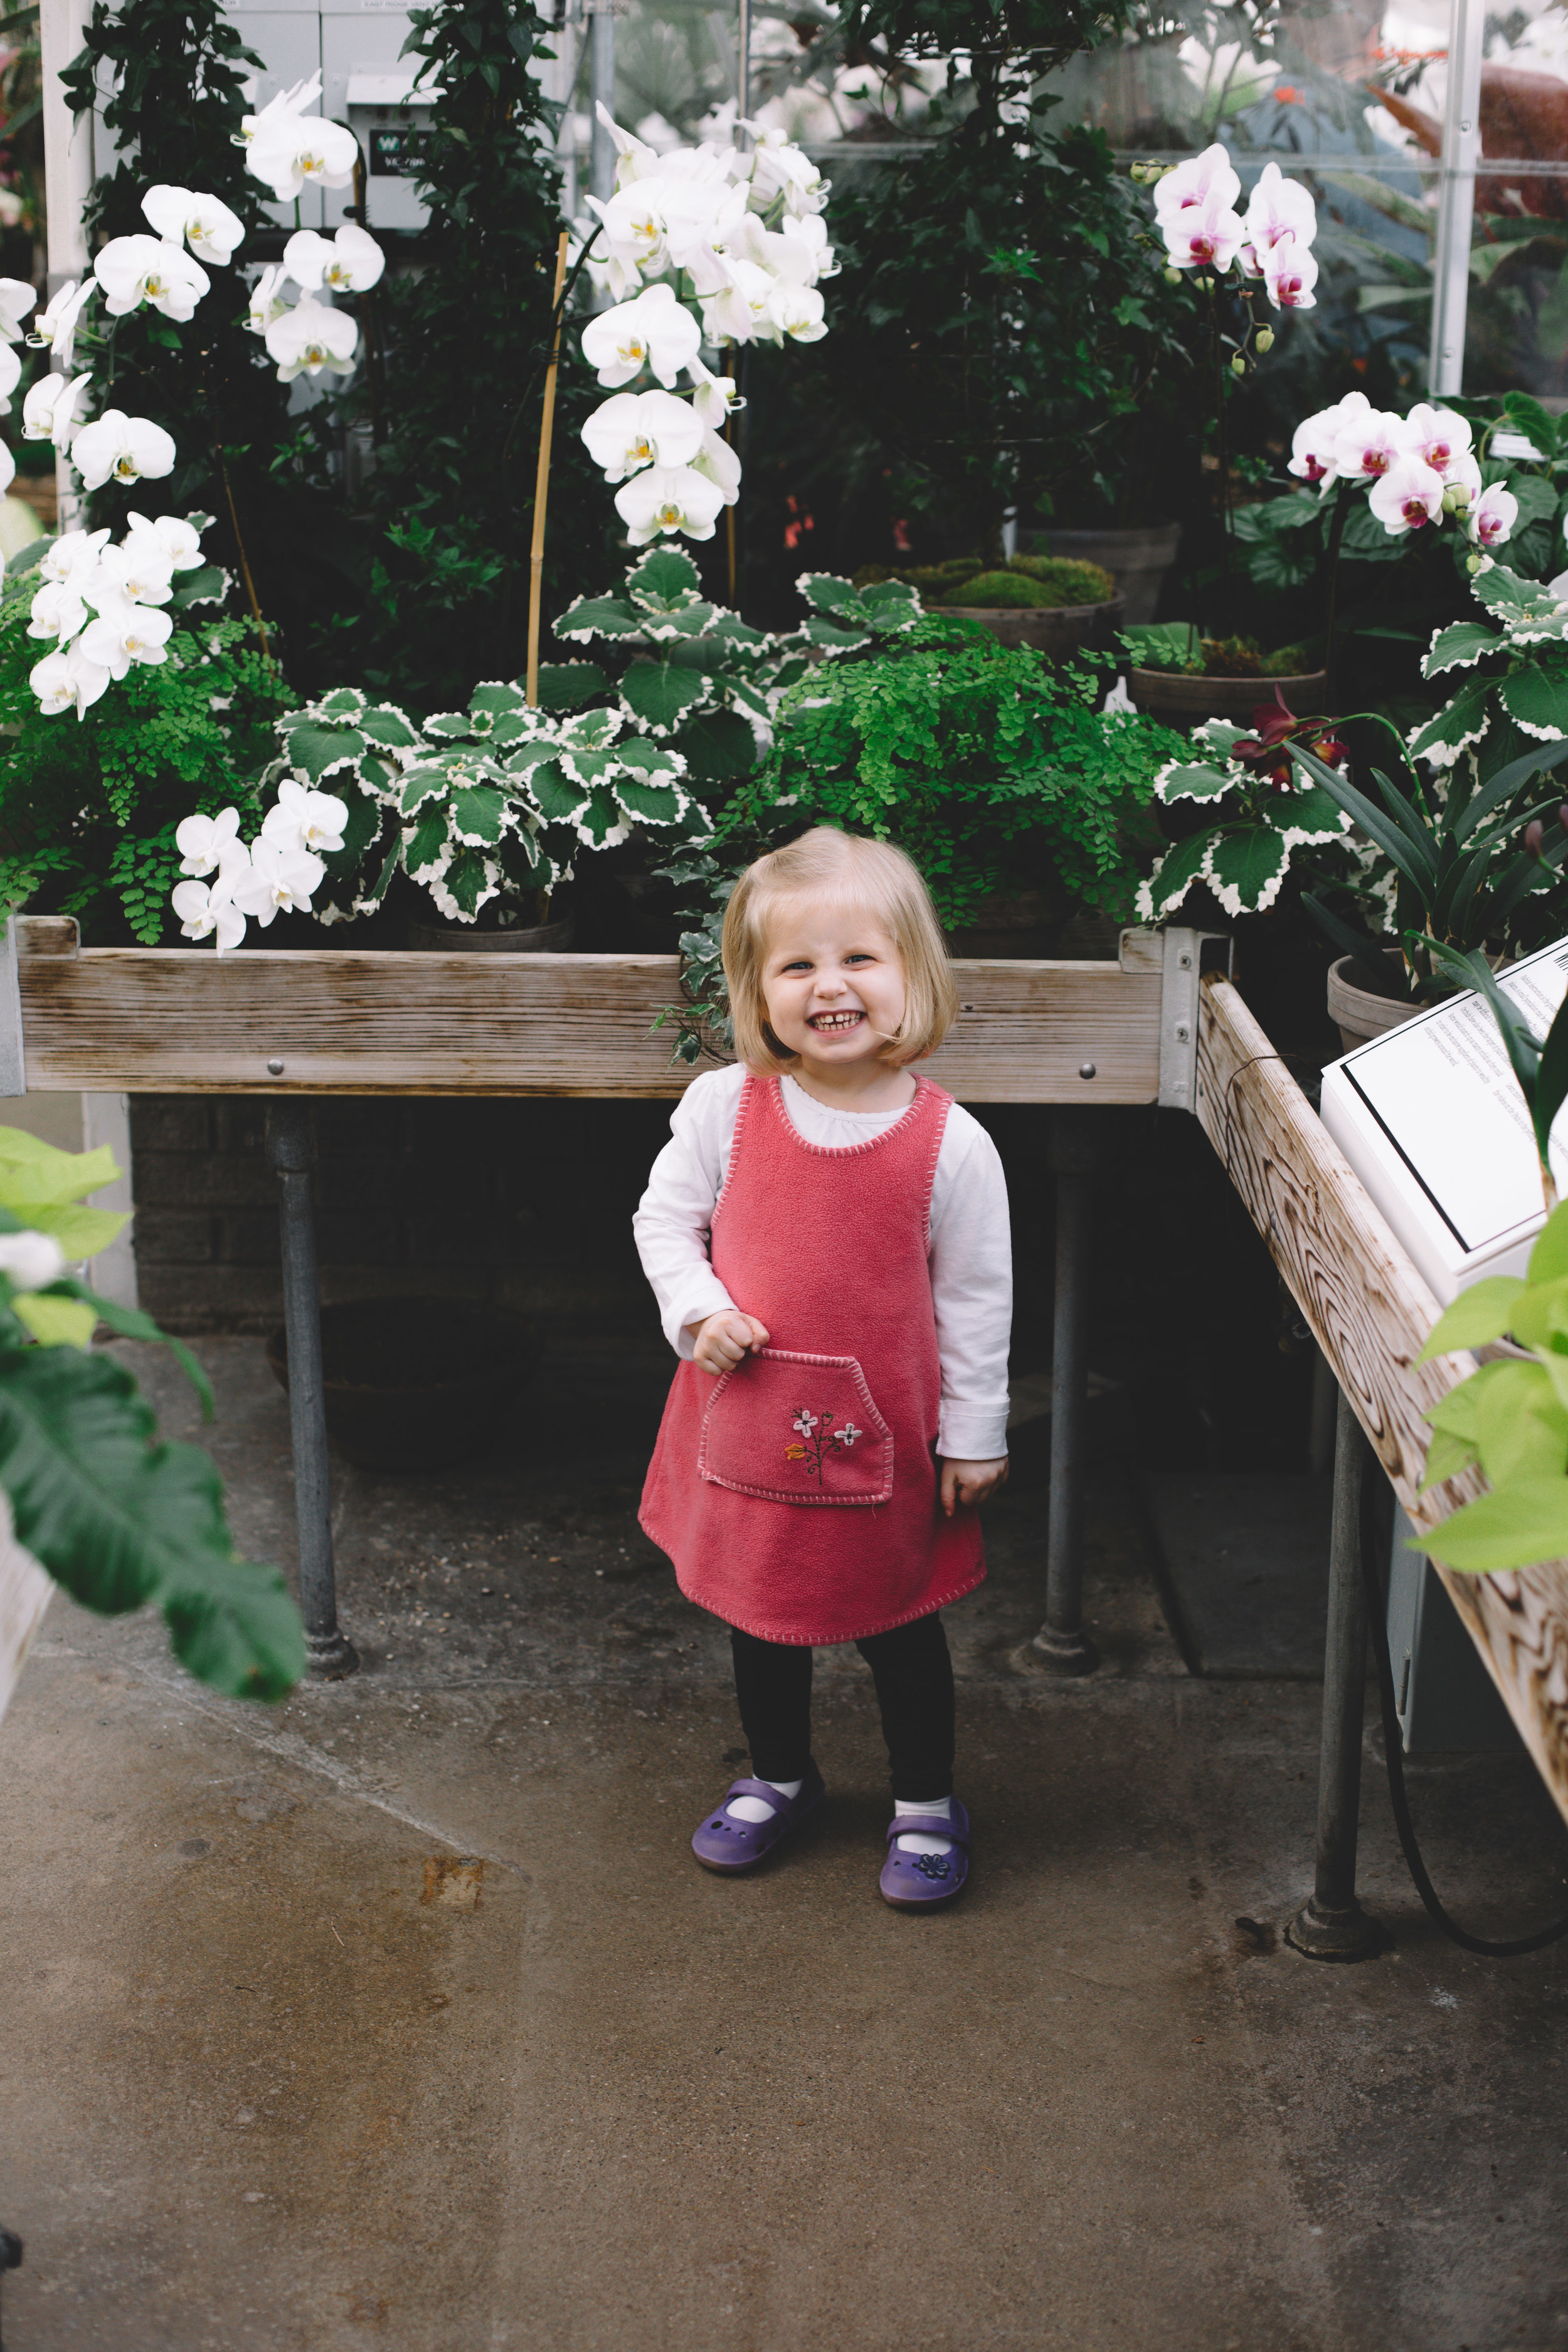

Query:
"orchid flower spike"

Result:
[[141, 186, 246, 266]]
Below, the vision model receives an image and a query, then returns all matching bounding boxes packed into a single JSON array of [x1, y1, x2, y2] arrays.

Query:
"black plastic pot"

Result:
[[265, 1298, 534, 1471]]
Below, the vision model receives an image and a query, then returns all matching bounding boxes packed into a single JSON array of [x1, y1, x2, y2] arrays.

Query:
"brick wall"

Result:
[[130, 1094, 677, 1336]]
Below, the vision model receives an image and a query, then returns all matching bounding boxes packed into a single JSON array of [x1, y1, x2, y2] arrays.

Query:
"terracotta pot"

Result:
[[1327, 953, 1417, 1054], [1129, 666, 1329, 732], [951, 597, 1125, 661], [265, 1298, 534, 1471], [1042, 524, 1180, 625], [408, 913, 576, 952]]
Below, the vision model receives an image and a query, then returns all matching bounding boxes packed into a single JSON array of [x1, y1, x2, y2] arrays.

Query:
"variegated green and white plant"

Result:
[[1135, 706, 1353, 921]]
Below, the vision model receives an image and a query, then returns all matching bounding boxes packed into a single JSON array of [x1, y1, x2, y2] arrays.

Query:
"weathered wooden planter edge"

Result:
[[1197, 970, 1568, 1828]]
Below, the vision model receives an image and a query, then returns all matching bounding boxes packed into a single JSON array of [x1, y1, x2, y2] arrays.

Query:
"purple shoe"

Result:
[[879, 1798, 971, 1910], [691, 1762, 825, 1874]]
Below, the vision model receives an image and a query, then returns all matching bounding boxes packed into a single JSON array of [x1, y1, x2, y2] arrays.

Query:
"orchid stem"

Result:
[[526, 230, 571, 707], [1323, 483, 1350, 710], [1210, 283, 1231, 629], [215, 447, 273, 673]]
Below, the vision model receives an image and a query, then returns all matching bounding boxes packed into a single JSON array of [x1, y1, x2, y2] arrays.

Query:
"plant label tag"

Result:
[[1320, 935, 1568, 1303]]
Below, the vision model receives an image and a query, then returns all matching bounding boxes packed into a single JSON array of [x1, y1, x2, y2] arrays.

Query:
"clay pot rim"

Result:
[[1128, 664, 1328, 691], [945, 596, 1123, 619]]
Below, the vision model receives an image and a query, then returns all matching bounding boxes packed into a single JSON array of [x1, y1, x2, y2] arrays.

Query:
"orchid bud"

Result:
[[1231, 354, 1246, 376], [1254, 327, 1274, 354], [1527, 819, 1545, 857], [1442, 485, 1470, 514], [1163, 267, 1182, 285], [1466, 552, 1483, 574], [1559, 801, 1568, 836]]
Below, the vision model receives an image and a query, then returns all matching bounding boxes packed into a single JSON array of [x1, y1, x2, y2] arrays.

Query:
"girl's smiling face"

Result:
[[760, 898, 909, 1081]]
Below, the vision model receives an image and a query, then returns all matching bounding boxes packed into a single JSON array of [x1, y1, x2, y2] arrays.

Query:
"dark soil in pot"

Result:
[[265, 1298, 534, 1471]]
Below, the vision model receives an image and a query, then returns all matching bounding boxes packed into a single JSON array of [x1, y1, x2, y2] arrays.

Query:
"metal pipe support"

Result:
[[1030, 1111, 1101, 1675], [265, 1101, 358, 1680]]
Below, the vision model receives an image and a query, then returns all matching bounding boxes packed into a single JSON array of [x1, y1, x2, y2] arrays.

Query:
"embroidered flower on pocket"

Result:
[[786, 1406, 864, 1483]]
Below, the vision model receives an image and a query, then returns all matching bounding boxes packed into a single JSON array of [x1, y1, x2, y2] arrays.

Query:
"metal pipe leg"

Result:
[[265, 1102, 358, 1681], [1288, 1385, 1380, 1960], [1030, 1115, 1100, 1675]]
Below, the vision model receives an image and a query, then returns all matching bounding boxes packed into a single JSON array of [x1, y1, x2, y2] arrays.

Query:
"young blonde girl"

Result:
[[633, 827, 1011, 1908]]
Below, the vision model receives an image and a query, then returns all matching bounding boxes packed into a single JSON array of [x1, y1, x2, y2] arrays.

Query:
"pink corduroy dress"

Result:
[[638, 1071, 986, 1645]]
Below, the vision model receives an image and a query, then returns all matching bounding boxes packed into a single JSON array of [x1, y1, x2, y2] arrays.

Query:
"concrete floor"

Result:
[[2, 1337, 1567, 2352]]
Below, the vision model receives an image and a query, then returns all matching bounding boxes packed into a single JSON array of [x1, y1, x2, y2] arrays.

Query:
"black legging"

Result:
[[729, 1611, 954, 1801]]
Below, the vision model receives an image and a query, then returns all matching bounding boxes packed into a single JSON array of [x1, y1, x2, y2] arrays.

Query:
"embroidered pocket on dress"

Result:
[[698, 1348, 893, 1507]]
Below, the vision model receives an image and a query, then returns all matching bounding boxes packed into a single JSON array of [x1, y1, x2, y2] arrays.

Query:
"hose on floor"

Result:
[[1358, 1473, 1568, 1958]]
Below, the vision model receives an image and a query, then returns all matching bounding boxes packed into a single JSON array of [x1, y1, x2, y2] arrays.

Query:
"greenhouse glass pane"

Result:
[[1456, 3, 1568, 398]]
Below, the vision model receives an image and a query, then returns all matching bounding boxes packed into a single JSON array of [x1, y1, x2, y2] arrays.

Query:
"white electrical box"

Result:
[[345, 65, 436, 231], [1319, 934, 1568, 1305]]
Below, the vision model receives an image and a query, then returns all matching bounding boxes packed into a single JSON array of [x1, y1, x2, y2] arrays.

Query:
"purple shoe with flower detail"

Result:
[[879, 1798, 970, 1909], [691, 1761, 826, 1873]]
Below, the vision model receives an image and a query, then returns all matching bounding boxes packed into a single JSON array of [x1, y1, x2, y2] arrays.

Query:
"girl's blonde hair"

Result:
[[723, 827, 959, 1074]]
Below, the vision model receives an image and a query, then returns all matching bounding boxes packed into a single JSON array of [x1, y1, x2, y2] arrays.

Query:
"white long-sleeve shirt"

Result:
[[632, 1065, 1012, 1461]]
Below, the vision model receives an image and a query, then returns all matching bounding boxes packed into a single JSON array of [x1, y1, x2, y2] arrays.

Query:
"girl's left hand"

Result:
[[939, 1456, 1009, 1517]]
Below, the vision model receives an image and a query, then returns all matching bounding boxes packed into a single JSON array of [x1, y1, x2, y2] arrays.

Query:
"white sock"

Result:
[[894, 1793, 953, 1857], [727, 1776, 803, 1824]]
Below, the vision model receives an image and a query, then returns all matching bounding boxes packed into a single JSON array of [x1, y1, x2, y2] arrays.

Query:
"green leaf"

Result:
[[795, 572, 862, 618], [1505, 1273, 1568, 1355], [1421, 1476, 1568, 1571], [554, 595, 645, 642], [1528, 1202, 1568, 1284], [619, 660, 711, 733], [400, 765, 448, 815], [1424, 621, 1500, 677], [1500, 662, 1568, 741], [617, 778, 686, 825], [1140, 827, 1215, 920], [1421, 1427, 1478, 1487], [1154, 760, 1231, 804], [159, 1554, 305, 1702], [1473, 1358, 1568, 1482], [1278, 784, 1353, 845], [532, 662, 610, 710], [443, 850, 490, 916], [626, 546, 704, 612], [54, 1281, 213, 1417], [528, 758, 590, 824], [1502, 391, 1560, 459], [169, 563, 229, 612], [357, 705, 422, 749], [0, 1130, 119, 1212], [469, 681, 527, 717], [575, 787, 626, 847], [404, 808, 450, 876], [859, 580, 922, 631], [284, 722, 367, 782], [1204, 824, 1290, 915], [13, 1293, 98, 1348], [450, 785, 507, 845], [803, 617, 868, 650], [1408, 677, 1493, 764], [27, 1204, 128, 1257], [1416, 1275, 1527, 1361], [0, 1347, 230, 1614], [675, 709, 758, 782]]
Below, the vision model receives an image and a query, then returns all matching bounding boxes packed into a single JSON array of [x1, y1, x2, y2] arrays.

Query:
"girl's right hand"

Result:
[[691, 1309, 770, 1375]]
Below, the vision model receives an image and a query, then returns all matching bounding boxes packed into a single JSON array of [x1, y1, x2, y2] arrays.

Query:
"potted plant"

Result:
[[854, 555, 1122, 662], [1123, 620, 1327, 729], [728, 585, 1182, 954]]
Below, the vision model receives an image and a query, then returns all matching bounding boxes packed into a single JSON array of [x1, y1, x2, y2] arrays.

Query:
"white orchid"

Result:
[[1369, 453, 1446, 536], [80, 593, 174, 677], [97, 539, 174, 607], [1335, 406, 1409, 482], [1153, 143, 1242, 226], [594, 102, 663, 192], [765, 280, 828, 344], [1470, 483, 1518, 549], [777, 213, 836, 284], [1403, 403, 1472, 480], [21, 369, 92, 453], [613, 461, 726, 545], [1259, 231, 1316, 312], [581, 389, 703, 482], [127, 510, 204, 571], [282, 223, 385, 295], [692, 423, 741, 506], [0, 442, 11, 495], [262, 778, 348, 855], [30, 642, 112, 719], [70, 410, 177, 492], [36, 528, 109, 587], [0, 276, 36, 343], [0, 1230, 66, 1291], [140, 185, 246, 266], [1287, 393, 1367, 489], [240, 73, 322, 149], [27, 277, 96, 363], [1160, 190, 1246, 274], [581, 283, 702, 389], [247, 109, 358, 203], [94, 235, 209, 321], [244, 263, 290, 337], [264, 295, 359, 382], [742, 124, 829, 217], [699, 257, 775, 345], [171, 874, 248, 951], [0, 342, 19, 414], [176, 806, 243, 876], [26, 581, 88, 645], [686, 355, 741, 428], [230, 835, 326, 924], [1242, 162, 1316, 265]]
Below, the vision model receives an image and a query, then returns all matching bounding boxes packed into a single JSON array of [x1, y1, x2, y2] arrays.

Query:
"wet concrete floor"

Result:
[[1, 1336, 1566, 2351]]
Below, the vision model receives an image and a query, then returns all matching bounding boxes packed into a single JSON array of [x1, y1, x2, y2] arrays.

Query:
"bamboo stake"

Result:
[[526, 231, 571, 709]]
